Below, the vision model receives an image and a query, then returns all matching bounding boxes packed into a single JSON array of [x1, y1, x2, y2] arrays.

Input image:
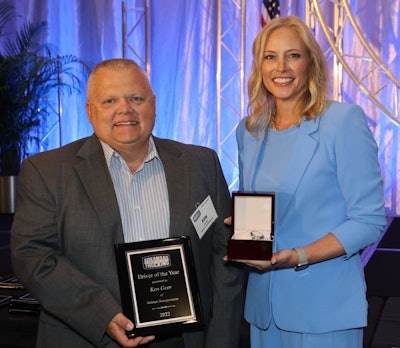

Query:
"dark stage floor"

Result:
[[363, 216, 400, 347]]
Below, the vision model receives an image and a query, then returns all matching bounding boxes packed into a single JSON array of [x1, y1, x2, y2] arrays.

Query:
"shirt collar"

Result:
[[100, 135, 160, 169]]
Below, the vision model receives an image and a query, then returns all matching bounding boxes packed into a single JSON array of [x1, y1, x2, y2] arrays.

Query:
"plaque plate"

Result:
[[115, 237, 203, 338]]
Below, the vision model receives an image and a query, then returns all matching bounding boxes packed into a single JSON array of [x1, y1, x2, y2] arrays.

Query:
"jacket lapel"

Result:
[[277, 117, 320, 226], [73, 135, 125, 244], [153, 137, 192, 238]]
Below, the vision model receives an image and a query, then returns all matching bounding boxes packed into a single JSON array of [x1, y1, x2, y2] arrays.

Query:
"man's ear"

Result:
[[85, 102, 92, 122]]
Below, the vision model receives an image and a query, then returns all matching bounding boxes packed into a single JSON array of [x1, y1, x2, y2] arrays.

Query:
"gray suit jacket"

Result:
[[11, 135, 244, 348]]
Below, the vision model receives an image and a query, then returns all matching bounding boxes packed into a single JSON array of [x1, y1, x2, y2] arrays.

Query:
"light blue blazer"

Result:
[[237, 101, 386, 333]]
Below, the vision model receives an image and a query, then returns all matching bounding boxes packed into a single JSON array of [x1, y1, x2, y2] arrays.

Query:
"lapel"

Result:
[[153, 137, 192, 238], [73, 135, 124, 244], [277, 117, 320, 226]]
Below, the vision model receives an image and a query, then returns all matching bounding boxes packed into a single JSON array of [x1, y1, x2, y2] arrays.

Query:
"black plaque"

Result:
[[115, 237, 203, 338]]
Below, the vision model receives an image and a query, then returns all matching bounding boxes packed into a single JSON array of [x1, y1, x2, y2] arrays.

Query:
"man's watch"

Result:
[[293, 247, 309, 271]]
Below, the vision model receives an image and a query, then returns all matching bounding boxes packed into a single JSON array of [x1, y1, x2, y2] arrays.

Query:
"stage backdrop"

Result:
[[4, 0, 400, 215]]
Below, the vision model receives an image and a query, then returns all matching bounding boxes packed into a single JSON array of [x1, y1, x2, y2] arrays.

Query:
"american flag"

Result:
[[261, 0, 281, 27]]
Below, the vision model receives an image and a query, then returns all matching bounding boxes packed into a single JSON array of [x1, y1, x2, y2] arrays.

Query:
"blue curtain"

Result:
[[5, 0, 400, 215]]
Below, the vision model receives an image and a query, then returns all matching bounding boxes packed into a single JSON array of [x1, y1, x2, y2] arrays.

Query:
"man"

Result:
[[11, 59, 244, 348]]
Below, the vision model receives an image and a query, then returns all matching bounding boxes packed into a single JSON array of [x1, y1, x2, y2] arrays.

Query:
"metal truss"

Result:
[[121, 0, 150, 74], [121, 0, 246, 191], [120, 0, 245, 191], [36, 1, 150, 158], [217, 0, 246, 191], [307, 0, 399, 214], [119, 0, 399, 212], [37, 75, 62, 154], [307, 0, 399, 125], [38, 92, 62, 151], [121, 0, 246, 189]]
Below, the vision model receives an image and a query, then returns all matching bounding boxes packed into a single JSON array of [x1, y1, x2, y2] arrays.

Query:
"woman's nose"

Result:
[[276, 57, 287, 71]]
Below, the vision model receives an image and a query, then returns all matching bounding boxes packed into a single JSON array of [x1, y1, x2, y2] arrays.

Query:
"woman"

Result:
[[232, 16, 386, 347]]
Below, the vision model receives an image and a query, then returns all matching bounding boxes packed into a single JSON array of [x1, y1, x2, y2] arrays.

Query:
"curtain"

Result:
[[4, 0, 400, 215]]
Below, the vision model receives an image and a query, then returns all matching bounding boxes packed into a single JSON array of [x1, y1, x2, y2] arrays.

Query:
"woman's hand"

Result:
[[228, 249, 299, 271], [224, 216, 299, 270]]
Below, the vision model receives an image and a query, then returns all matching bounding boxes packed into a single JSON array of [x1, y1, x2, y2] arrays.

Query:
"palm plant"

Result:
[[0, 1, 90, 175]]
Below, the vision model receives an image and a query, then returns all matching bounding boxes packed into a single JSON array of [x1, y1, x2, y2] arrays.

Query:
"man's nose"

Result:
[[117, 97, 134, 112]]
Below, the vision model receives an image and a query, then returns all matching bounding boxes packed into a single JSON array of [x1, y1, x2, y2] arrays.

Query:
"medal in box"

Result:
[[227, 192, 275, 260]]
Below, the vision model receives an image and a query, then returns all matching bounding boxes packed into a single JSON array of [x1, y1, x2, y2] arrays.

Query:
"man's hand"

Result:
[[223, 216, 232, 226], [107, 313, 155, 347]]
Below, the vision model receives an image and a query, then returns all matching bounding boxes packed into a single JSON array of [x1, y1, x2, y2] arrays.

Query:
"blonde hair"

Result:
[[246, 16, 329, 135]]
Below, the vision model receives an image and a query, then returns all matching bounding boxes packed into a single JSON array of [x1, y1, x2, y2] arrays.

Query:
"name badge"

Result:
[[190, 195, 218, 239]]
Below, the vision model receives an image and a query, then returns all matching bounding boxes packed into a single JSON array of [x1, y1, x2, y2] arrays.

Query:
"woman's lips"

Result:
[[273, 77, 294, 83]]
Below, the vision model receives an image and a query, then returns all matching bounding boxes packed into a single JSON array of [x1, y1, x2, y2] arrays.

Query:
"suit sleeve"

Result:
[[10, 157, 121, 346], [331, 105, 386, 256], [204, 151, 245, 348], [236, 118, 246, 191]]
